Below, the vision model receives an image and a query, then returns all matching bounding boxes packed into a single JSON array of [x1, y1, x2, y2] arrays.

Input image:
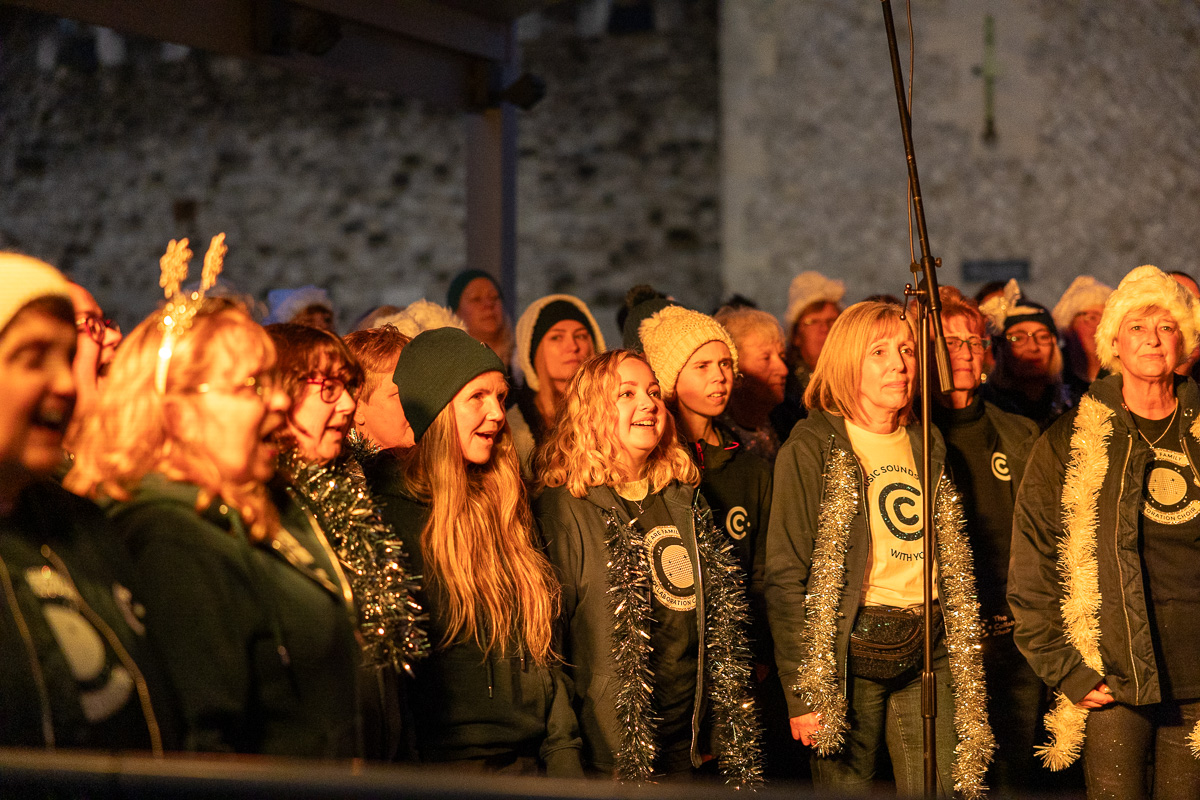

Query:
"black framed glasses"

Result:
[[306, 374, 359, 403], [75, 314, 120, 344], [1005, 331, 1056, 347], [945, 336, 990, 354]]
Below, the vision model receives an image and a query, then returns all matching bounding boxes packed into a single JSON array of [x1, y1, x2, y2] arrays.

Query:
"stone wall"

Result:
[[0, 3, 720, 344], [722, 0, 1200, 320]]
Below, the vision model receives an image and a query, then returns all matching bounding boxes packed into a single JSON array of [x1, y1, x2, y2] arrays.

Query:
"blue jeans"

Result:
[[811, 638, 957, 797], [1083, 698, 1200, 800]]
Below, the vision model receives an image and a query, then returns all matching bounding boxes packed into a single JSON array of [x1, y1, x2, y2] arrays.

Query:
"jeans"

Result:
[[811, 638, 957, 797], [1083, 698, 1200, 800]]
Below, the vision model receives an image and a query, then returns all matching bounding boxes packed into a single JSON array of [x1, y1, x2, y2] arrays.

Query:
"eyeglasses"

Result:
[[945, 337, 990, 354], [75, 314, 120, 344], [306, 374, 359, 403], [1005, 331, 1056, 347], [800, 316, 838, 329], [194, 374, 276, 398]]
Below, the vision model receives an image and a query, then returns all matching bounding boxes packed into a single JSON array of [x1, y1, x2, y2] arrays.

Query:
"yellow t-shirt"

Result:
[[845, 420, 937, 607]]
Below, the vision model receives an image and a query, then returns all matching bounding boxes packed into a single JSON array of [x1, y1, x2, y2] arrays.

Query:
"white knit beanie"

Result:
[[639, 305, 739, 400], [1096, 265, 1199, 373], [376, 299, 466, 339], [0, 253, 71, 335], [514, 294, 605, 392], [785, 271, 845, 330], [1052, 275, 1113, 331]]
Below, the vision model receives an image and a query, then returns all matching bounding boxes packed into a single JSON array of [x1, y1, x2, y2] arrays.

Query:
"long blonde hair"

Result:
[[403, 402, 558, 663], [66, 299, 281, 541], [536, 350, 699, 498]]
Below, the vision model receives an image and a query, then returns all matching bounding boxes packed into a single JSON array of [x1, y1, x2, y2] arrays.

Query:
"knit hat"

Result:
[[514, 294, 605, 392], [446, 269, 501, 312], [0, 253, 71, 335], [265, 285, 332, 325], [377, 299, 466, 339], [622, 296, 673, 351], [785, 271, 845, 330], [978, 279, 1057, 338], [639, 305, 739, 400], [1052, 275, 1113, 331], [1096, 265, 1199, 374], [392, 326, 506, 442]]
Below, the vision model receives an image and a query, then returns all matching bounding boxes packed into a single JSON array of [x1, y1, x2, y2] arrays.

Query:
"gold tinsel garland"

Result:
[[792, 443, 994, 799], [601, 500, 763, 785], [792, 443, 857, 756]]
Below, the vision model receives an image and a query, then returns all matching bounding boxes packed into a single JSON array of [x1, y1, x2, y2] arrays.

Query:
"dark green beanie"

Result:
[[393, 327, 506, 442], [446, 269, 501, 312]]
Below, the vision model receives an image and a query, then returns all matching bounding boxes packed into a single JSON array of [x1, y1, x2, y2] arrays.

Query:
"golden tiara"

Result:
[[155, 233, 226, 393]]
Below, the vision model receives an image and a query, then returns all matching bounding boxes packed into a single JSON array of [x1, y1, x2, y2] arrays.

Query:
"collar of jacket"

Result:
[[1085, 371, 1200, 429]]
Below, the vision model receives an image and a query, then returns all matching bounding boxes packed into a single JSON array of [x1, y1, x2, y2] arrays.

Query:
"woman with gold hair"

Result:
[[1010, 265, 1200, 797], [534, 350, 762, 784], [67, 241, 361, 756], [381, 326, 580, 774], [762, 301, 992, 798]]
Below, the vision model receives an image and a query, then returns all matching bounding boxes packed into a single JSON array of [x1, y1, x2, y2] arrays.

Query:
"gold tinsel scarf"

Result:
[[1039, 398, 1200, 766], [793, 442, 994, 800], [601, 504, 763, 787], [280, 449, 429, 674]]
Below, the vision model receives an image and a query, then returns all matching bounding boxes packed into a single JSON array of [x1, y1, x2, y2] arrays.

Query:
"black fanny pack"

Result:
[[848, 602, 943, 681]]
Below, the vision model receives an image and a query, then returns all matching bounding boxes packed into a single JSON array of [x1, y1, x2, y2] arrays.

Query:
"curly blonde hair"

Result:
[[536, 350, 699, 498], [66, 299, 281, 541], [403, 401, 559, 663]]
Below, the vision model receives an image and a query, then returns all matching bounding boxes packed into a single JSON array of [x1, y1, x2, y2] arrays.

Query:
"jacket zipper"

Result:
[[42, 546, 164, 756], [688, 494, 706, 769], [0, 552, 55, 747], [1112, 434, 1140, 701]]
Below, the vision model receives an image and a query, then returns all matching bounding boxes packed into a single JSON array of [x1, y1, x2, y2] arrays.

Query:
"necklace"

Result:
[[1129, 401, 1179, 448], [615, 478, 650, 515]]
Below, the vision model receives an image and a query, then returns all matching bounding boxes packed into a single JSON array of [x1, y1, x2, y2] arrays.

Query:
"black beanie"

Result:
[[1003, 300, 1058, 339], [622, 297, 674, 352], [446, 269, 501, 312], [530, 300, 595, 363], [393, 327, 506, 442]]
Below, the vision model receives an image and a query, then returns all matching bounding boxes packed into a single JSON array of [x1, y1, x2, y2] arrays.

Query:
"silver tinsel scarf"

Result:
[[601, 505, 763, 787], [281, 449, 428, 675], [793, 445, 994, 799]]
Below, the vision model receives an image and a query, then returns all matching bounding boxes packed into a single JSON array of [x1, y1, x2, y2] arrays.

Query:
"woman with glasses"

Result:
[[1010, 266, 1200, 798], [67, 287, 363, 757], [930, 287, 1042, 794], [265, 323, 427, 760], [979, 279, 1072, 430], [762, 300, 992, 798]]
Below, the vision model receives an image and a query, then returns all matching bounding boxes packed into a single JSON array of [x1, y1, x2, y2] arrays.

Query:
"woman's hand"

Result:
[[1076, 682, 1115, 709], [790, 712, 821, 746]]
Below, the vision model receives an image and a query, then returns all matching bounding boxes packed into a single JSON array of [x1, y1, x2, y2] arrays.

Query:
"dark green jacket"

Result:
[[364, 452, 582, 775], [693, 425, 773, 580], [761, 409, 949, 717], [1009, 374, 1200, 705], [0, 480, 177, 751], [108, 474, 361, 757], [536, 482, 712, 774]]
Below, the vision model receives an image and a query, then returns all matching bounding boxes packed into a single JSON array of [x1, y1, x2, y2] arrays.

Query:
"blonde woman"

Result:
[[381, 326, 580, 775], [534, 350, 761, 784], [67, 292, 362, 757], [762, 301, 992, 798]]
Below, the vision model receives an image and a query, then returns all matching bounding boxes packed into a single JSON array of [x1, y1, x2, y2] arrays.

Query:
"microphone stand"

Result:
[[879, 2, 955, 797]]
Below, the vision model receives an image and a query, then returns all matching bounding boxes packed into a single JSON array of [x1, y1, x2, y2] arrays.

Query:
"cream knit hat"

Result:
[[1052, 275, 1113, 331], [785, 271, 845, 330], [639, 305, 739, 400], [514, 294, 605, 392], [0, 253, 71, 335], [1096, 265, 1199, 373]]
